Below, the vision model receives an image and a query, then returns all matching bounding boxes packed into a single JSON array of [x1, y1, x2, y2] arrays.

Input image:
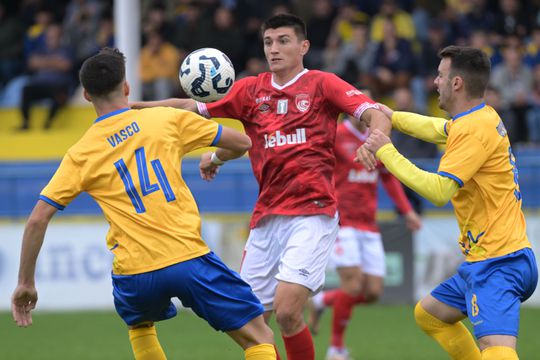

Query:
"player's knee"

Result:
[[274, 307, 303, 333], [414, 301, 431, 330], [363, 289, 381, 303]]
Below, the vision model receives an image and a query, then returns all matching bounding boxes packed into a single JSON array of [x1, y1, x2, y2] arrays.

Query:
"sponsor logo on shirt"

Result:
[[295, 94, 310, 112], [345, 89, 363, 97], [277, 99, 288, 114], [347, 169, 378, 183], [256, 95, 271, 104], [264, 128, 307, 148]]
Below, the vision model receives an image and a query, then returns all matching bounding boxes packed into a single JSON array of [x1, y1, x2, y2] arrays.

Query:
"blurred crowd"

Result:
[[2, 0, 540, 145]]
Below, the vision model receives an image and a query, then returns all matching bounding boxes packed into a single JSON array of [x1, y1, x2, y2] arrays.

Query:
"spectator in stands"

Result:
[[0, 3, 25, 88], [391, 87, 439, 215], [142, 2, 174, 42], [526, 64, 540, 144], [327, 20, 376, 88], [197, 7, 245, 71], [170, 1, 204, 53], [370, 0, 415, 43], [491, 43, 533, 143], [468, 29, 503, 67], [237, 57, 267, 79], [18, 24, 74, 131], [23, 7, 53, 61], [140, 30, 181, 101], [494, 0, 531, 40], [304, 0, 335, 70], [369, 18, 415, 98], [412, 20, 449, 114], [525, 26, 540, 68], [454, 0, 495, 42]]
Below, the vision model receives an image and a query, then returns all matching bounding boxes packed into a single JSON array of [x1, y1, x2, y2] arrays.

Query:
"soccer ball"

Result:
[[179, 48, 235, 103]]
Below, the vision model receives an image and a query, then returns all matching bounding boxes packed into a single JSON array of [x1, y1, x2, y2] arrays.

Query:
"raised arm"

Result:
[[12, 200, 57, 327], [378, 103, 448, 144], [366, 130, 459, 207], [131, 98, 198, 113], [199, 127, 252, 181]]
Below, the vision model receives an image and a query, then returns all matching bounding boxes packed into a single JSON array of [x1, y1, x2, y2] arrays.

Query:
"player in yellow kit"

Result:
[[11, 48, 277, 360], [357, 46, 538, 360]]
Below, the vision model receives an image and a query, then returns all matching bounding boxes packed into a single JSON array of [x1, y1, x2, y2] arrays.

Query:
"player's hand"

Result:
[[364, 129, 391, 154], [199, 151, 220, 181], [12, 284, 38, 327], [354, 144, 377, 171], [404, 211, 422, 232], [376, 102, 394, 120]]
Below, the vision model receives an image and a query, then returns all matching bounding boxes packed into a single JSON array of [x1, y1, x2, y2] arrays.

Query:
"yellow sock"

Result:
[[482, 346, 518, 359], [244, 343, 276, 360], [128, 326, 167, 360], [414, 302, 481, 360]]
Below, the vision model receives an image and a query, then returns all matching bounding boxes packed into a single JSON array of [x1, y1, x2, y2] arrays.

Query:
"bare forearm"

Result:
[[131, 98, 198, 112], [17, 221, 48, 285], [361, 108, 392, 135], [215, 148, 247, 161]]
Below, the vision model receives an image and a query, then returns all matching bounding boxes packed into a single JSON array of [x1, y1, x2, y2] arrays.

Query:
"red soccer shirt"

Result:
[[334, 120, 412, 232], [198, 70, 378, 228]]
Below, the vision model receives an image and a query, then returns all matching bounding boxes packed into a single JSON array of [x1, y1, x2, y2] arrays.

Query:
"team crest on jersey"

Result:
[[496, 120, 507, 137], [295, 94, 310, 112]]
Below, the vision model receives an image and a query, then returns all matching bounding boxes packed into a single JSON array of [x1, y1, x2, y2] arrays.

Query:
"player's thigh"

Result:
[[330, 227, 362, 269], [362, 273, 384, 301], [358, 230, 386, 278], [112, 270, 177, 326], [226, 314, 274, 350], [276, 213, 339, 294], [459, 248, 538, 340], [170, 252, 264, 332], [274, 281, 311, 316], [427, 273, 469, 323], [337, 266, 363, 295], [240, 217, 284, 311]]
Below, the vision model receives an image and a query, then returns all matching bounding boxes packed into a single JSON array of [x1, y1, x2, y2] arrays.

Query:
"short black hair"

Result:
[[438, 45, 491, 99], [79, 47, 126, 98], [261, 14, 307, 40]]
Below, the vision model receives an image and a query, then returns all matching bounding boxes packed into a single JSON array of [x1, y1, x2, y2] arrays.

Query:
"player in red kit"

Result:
[[307, 115, 422, 360], [132, 14, 390, 360]]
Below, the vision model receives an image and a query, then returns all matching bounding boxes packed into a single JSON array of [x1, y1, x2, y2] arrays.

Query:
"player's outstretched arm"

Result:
[[364, 130, 459, 207], [199, 127, 251, 181], [130, 98, 198, 113], [377, 103, 448, 144], [12, 200, 57, 327]]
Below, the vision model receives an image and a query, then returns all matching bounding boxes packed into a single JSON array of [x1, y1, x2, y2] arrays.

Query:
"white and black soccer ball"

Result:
[[179, 48, 235, 103]]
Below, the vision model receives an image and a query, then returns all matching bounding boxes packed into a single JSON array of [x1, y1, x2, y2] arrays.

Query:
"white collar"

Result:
[[271, 69, 309, 90]]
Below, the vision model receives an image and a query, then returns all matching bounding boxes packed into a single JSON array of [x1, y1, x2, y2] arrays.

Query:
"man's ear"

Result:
[[83, 89, 92, 103], [124, 81, 130, 97], [453, 76, 464, 91], [300, 39, 310, 56]]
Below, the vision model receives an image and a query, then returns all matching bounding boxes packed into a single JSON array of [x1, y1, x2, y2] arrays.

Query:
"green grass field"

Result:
[[2, 305, 540, 359]]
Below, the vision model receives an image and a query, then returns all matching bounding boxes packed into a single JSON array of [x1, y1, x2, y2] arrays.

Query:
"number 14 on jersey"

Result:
[[114, 147, 176, 213]]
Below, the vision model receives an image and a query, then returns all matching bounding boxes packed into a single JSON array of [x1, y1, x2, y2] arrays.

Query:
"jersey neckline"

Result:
[[94, 108, 131, 123], [271, 69, 309, 90], [452, 102, 486, 121]]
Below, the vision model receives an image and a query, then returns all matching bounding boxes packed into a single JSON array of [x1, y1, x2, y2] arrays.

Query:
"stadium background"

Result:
[[1, 0, 540, 359]]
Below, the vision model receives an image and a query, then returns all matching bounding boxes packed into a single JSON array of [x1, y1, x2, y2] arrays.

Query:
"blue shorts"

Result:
[[112, 251, 264, 331], [431, 248, 538, 338]]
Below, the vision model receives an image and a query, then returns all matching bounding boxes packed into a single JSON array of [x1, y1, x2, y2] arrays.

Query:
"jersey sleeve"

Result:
[[322, 73, 378, 119], [175, 109, 221, 154], [438, 128, 489, 186], [40, 152, 83, 210], [197, 77, 251, 120]]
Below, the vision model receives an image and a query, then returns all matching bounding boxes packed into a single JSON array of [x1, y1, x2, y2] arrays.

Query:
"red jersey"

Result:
[[198, 70, 377, 228], [334, 121, 412, 232]]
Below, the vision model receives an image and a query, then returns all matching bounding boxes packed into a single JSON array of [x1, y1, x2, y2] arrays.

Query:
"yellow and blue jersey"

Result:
[[438, 103, 531, 261], [40, 107, 222, 275]]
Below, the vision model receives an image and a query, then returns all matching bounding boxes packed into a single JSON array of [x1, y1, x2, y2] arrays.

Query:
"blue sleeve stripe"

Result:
[[39, 195, 66, 210], [438, 171, 464, 187], [210, 124, 223, 146]]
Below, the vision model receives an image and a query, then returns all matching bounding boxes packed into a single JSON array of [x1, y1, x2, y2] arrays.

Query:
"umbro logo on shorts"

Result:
[[298, 268, 310, 278]]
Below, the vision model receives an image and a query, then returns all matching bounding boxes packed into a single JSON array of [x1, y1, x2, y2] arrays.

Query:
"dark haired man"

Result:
[[132, 14, 390, 360], [11, 48, 277, 360], [358, 45, 538, 360]]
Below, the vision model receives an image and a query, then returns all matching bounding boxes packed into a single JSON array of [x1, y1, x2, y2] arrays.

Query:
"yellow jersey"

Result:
[[40, 107, 221, 275], [438, 103, 530, 261]]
